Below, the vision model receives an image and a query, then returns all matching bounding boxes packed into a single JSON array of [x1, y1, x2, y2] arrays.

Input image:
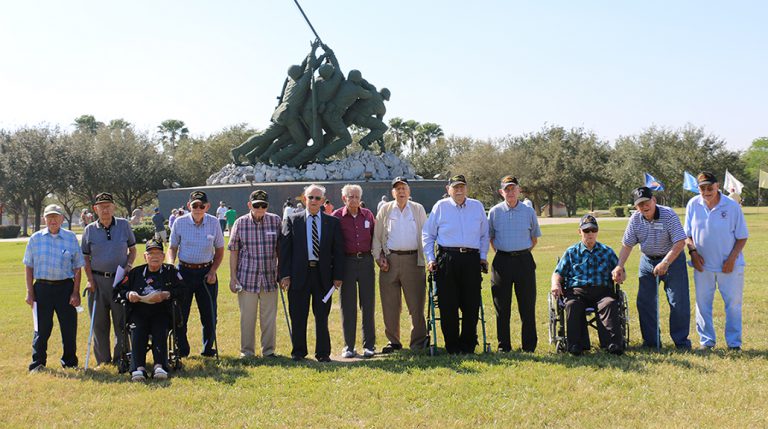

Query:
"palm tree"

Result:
[[73, 115, 104, 134], [416, 122, 444, 147], [157, 119, 189, 155]]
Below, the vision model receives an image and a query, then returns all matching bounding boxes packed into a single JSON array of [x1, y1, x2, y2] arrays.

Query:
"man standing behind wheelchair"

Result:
[[551, 215, 624, 355], [116, 239, 185, 381]]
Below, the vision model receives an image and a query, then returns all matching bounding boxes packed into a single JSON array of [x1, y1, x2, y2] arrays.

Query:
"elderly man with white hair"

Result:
[[332, 184, 376, 358]]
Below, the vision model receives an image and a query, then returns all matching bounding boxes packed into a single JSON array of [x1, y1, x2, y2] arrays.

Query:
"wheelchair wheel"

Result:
[[620, 289, 630, 349], [548, 294, 568, 353]]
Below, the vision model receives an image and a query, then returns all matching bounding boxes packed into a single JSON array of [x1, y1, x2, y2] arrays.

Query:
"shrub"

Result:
[[132, 223, 155, 243], [0, 225, 21, 239], [609, 206, 625, 217]]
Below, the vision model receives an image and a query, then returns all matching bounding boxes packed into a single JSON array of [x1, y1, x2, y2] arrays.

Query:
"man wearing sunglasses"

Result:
[[228, 190, 282, 358], [551, 215, 624, 355], [81, 192, 137, 366], [612, 186, 690, 350], [279, 184, 345, 362], [684, 172, 748, 351], [167, 190, 225, 358]]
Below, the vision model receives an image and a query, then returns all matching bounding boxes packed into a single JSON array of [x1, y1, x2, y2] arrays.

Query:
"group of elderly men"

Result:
[[22, 170, 748, 374]]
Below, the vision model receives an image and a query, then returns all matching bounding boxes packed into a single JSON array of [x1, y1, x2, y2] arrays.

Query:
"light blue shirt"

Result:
[[169, 213, 225, 264], [422, 197, 490, 263], [684, 192, 748, 272], [305, 209, 322, 261], [23, 227, 85, 280], [488, 201, 541, 252]]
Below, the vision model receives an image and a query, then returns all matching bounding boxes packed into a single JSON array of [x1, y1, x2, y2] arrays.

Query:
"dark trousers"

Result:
[[31, 280, 78, 370], [178, 266, 218, 356], [637, 253, 691, 348], [129, 306, 169, 371], [436, 250, 481, 354], [491, 251, 537, 352], [288, 266, 332, 359], [87, 274, 126, 364], [564, 287, 623, 351], [340, 255, 376, 351]]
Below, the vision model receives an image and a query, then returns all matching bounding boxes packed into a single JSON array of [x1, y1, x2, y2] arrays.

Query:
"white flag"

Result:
[[724, 169, 744, 195]]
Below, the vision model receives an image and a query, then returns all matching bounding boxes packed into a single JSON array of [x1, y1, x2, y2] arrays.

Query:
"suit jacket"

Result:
[[279, 210, 345, 291]]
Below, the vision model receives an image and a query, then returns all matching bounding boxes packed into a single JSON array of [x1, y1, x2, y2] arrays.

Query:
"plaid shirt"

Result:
[[23, 228, 85, 280], [227, 212, 281, 293], [555, 241, 618, 288]]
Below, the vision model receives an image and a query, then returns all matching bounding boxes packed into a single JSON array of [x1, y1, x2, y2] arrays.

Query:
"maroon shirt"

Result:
[[332, 206, 375, 254]]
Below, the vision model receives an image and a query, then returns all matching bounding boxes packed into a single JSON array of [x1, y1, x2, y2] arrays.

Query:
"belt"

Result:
[[91, 270, 116, 278], [439, 246, 479, 253], [346, 252, 370, 259], [645, 254, 667, 260], [180, 261, 213, 269], [389, 249, 417, 255], [496, 249, 530, 257], [308, 261, 319, 268], [37, 279, 72, 285]]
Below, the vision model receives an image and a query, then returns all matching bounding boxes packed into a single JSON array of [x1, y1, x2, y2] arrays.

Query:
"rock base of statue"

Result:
[[206, 151, 419, 185]]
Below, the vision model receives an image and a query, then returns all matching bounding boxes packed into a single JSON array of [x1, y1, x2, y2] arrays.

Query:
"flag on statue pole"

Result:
[[683, 171, 698, 193], [760, 170, 768, 189], [644, 173, 665, 191], [723, 170, 744, 195]]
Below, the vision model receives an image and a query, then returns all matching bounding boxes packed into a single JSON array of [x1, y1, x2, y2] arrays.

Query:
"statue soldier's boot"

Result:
[[230, 147, 243, 165]]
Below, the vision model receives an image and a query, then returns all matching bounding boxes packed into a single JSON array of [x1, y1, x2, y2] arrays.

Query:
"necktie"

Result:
[[311, 214, 319, 259]]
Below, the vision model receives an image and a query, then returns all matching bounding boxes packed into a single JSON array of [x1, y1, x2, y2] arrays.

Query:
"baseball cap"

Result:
[[145, 239, 164, 252], [43, 204, 64, 217], [697, 172, 718, 186], [391, 177, 409, 187], [448, 174, 467, 187], [189, 190, 208, 203], [500, 175, 519, 189], [250, 190, 268, 203], [94, 192, 114, 205], [632, 187, 653, 206], [579, 214, 598, 230]]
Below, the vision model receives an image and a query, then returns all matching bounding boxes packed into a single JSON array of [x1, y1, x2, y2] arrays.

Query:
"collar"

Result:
[[502, 200, 521, 212], [41, 227, 62, 237], [306, 209, 322, 218], [578, 241, 598, 254], [698, 191, 724, 210], [340, 206, 362, 217], [96, 217, 116, 229], [448, 198, 467, 208], [641, 206, 660, 221], [249, 212, 264, 224], [143, 265, 164, 277]]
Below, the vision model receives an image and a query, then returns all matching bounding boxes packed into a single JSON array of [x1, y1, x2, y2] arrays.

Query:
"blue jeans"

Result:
[[178, 266, 218, 356], [637, 253, 691, 348]]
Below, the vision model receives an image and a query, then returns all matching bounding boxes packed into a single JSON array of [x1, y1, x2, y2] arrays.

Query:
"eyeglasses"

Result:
[[251, 202, 268, 209], [582, 228, 598, 234], [307, 195, 323, 201], [190, 202, 206, 209]]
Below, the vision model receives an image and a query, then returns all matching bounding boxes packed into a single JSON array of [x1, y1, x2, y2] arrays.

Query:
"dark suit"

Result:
[[279, 210, 345, 359]]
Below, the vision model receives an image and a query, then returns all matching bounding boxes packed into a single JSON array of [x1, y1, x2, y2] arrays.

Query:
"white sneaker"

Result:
[[131, 369, 146, 382], [29, 364, 45, 373], [362, 348, 375, 358], [341, 349, 356, 359], [153, 365, 168, 380]]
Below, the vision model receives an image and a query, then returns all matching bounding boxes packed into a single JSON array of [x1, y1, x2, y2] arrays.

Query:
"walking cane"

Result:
[[85, 288, 97, 370], [279, 286, 292, 338], [656, 275, 661, 352]]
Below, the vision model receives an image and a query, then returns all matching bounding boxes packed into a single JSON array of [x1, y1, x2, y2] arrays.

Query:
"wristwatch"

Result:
[[688, 248, 698, 256]]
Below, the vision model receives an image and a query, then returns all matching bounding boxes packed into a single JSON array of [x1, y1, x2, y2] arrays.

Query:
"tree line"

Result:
[[1, 114, 765, 235]]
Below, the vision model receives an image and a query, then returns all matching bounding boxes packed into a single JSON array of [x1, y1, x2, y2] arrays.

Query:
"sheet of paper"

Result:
[[32, 302, 38, 332], [322, 285, 336, 303], [112, 265, 126, 288]]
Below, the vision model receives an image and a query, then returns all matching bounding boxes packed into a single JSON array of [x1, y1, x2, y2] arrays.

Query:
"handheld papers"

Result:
[[112, 265, 126, 288], [322, 285, 336, 303]]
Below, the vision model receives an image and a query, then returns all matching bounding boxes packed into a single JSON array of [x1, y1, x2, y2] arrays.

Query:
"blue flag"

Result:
[[683, 171, 698, 193], [644, 173, 665, 191]]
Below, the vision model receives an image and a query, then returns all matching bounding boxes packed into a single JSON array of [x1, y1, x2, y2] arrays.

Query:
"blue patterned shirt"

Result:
[[169, 213, 225, 264], [23, 228, 85, 280], [555, 241, 618, 288], [488, 201, 541, 252]]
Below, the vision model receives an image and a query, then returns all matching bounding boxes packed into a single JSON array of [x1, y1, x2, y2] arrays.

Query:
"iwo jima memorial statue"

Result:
[[161, 2, 444, 213]]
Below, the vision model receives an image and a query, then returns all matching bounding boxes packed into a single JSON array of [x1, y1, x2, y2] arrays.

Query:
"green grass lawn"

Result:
[[2, 213, 768, 427]]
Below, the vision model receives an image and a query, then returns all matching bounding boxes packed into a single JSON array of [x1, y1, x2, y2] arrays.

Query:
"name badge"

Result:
[[652, 223, 664, 231], [266, 231, 277, 235], [207, 234, 215, 240], [364, 220, 370, 229]]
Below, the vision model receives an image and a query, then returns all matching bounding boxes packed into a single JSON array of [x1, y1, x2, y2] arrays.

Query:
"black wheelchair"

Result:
[[115, 297, 184, 374], [548, 283, 630, 353], [427, 272, 492, 356]]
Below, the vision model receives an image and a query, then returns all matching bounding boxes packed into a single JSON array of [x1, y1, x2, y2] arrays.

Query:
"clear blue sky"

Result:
[[1, 0, 765, 149]]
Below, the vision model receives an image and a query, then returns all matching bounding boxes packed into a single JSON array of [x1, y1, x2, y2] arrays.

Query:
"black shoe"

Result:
[[317, 356, 331, 363], [291, 355, 304, 361], [381, 343, 402, 354], [498, 347, 512, 353], [568, 345, 583, 356], [728, 346, 742, 352], [607, 343, 624, 356], [201, 349, 217, 357]]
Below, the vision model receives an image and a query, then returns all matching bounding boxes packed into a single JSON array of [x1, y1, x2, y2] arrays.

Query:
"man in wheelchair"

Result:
[[550, 215, 624, 356], [115, 239, 185, 381]]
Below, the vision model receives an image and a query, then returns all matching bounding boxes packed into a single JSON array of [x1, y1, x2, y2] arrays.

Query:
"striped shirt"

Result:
[[621, 204, 686, 257], [422, 197, 490, 263], [555, 241, 618, 289], [23, 228, 85, 280], [228, 212, 281, 293], [169, 213, 225, 264], [488, 201, 541, 252]]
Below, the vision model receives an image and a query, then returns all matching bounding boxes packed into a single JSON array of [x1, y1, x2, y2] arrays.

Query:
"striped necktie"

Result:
[[311, 214, 320, 259]]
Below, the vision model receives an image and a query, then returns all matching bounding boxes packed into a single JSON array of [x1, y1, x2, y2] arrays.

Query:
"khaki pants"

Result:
[[379, 253, 428, 349], [237, 289, 278, 356]]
